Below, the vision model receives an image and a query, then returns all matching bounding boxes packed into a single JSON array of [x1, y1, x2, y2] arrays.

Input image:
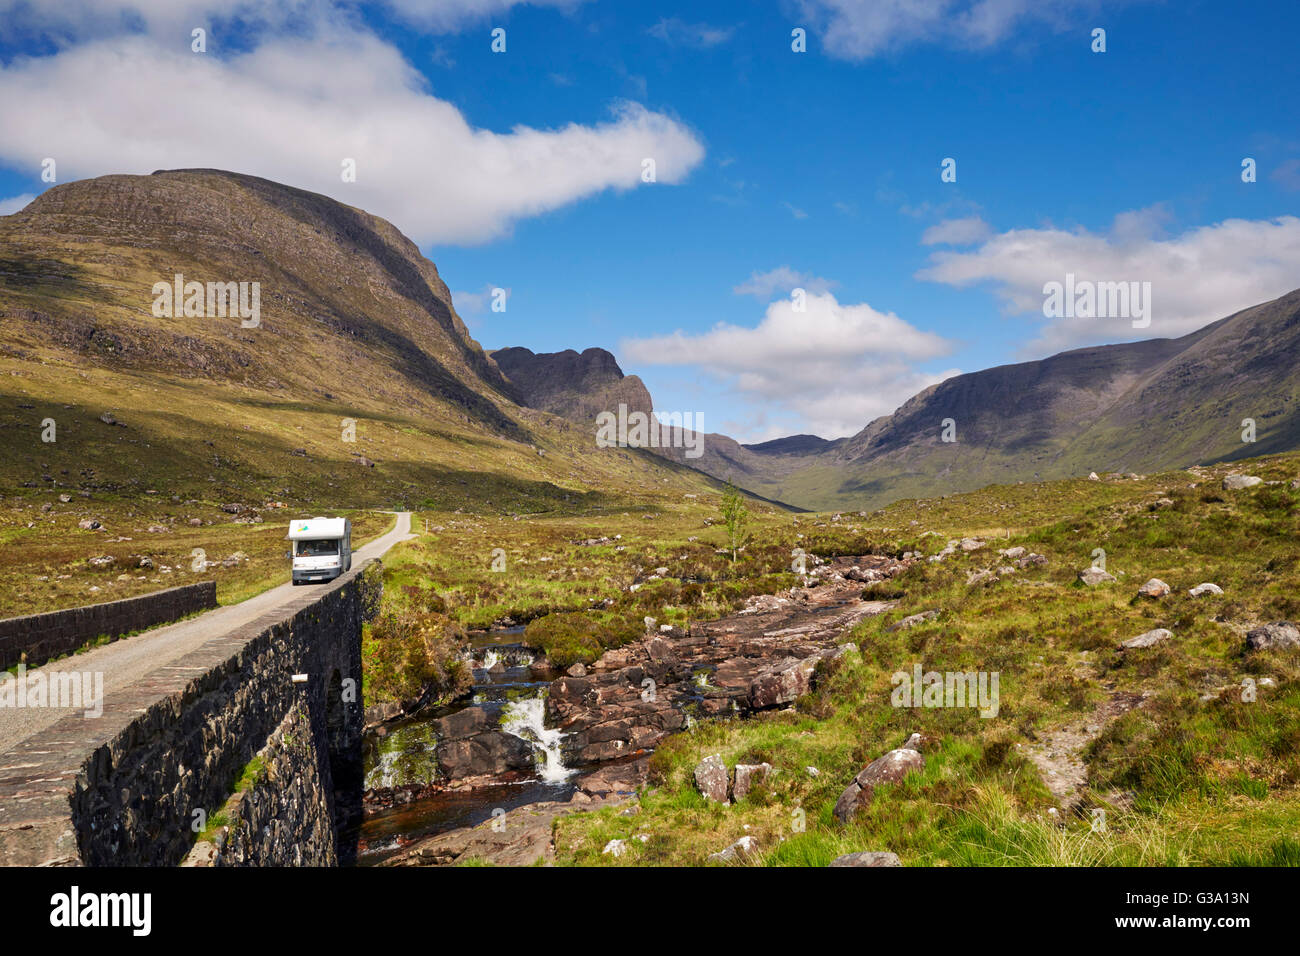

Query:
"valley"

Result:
[[349, 455, 1300, 866], [1, 171, 1297, 870]]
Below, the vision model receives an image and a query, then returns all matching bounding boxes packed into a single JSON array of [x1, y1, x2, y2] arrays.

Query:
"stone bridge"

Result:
[[0, 561, 379, 867]]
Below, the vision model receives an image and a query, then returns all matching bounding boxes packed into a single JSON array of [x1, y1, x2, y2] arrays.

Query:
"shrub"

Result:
[[364, 608, 469, 706], [524, 612, 608, 668]]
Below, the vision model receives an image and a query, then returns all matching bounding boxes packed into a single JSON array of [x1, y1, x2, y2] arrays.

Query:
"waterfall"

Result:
[[500, 696, 574, 783], [363, 721, 439, 790]]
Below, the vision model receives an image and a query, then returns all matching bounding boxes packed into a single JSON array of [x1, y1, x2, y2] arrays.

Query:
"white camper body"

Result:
[[287, 517, 352, 584]]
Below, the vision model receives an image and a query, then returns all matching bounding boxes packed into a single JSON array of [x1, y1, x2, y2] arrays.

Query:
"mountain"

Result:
[[500, 290, 1300, 512], [490, 347, 654, 424], [0, 170, 729, 512], [18, 169, 1291, 517], [492, 345, 824, 503], [744, 435, 842, 456], [794, 289, 1300, 510]]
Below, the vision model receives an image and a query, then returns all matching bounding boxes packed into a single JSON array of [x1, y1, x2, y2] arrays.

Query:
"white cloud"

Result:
[[921, 216, 991, 245], [0, 27, 705, 245], [795, 0, 1115, 60], [647, 17, 735, 48], [622, 290, 957, 437], [0, 0, 584, 41], [917, 212, 1300, 354], [0, 193, 35, 215], [733, 266, 837, 299], [452, 284, 510, 315]]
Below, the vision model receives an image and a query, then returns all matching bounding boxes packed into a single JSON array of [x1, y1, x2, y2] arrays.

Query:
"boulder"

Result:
[[1246, 622, 1300, 651], [708, 835, 758, 864], [998, 546, 1027, 560], [1222, 475, 1262, 490], [431, 707, 534, 780], [77, 518, 103, 531], [645, 637, 677, 663], [749, 655, 817, 709], [1188, 582, 1223, 597], [601, 839, 627, 858], [693, 754, 730, 803], [1137, 578, 1171, 598], [889, 609, 939, 631], [833, 748, 925, 823], [829, 851, 901, 867], [434, 730, 533, 780], [1078, 567, 1115, 586], [732, 762, 772, 802], [1016, 553, 1048, 569], [959, 538, 986, 552], [1121, 628, 1173, 649]]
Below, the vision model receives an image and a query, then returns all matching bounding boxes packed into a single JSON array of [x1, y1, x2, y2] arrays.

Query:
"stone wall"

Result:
[[0, 581, 218, 670], [0, 561, 381, 867], [183, 705, 339, 866]]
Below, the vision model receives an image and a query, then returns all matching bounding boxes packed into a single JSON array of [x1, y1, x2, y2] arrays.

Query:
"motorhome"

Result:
[[287, 517, 352, 584]]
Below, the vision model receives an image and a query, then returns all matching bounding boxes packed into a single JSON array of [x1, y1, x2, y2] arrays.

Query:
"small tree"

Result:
[[719, 481, 751, 562]]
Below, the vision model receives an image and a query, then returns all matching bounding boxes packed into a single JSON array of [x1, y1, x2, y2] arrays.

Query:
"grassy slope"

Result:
[[0, 171, 738, 617], [0, 352, 727, 617], [366, 451, 1300, 866]]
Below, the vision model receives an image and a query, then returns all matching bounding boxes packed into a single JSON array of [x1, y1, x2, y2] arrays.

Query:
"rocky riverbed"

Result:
[[361, 554, 907, 866]]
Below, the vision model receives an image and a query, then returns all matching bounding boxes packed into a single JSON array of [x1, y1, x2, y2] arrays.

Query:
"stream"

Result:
[[356, 626, 579, 865]]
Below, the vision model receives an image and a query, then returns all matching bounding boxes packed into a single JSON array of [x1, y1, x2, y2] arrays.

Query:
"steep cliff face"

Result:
[[491, 346, 653, 424]]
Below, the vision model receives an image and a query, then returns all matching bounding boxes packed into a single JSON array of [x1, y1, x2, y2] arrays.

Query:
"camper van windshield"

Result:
[[296, 539, 339, 557]]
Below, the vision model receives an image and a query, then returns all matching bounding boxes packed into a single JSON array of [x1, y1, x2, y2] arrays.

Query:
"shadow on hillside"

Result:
[[0, 392, 621, 515], [0, 256, 104, 303], [1203, 413, 1300, 467]]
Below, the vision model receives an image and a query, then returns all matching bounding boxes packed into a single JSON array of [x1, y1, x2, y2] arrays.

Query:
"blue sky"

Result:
[[1, 0, 1298, 441]]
